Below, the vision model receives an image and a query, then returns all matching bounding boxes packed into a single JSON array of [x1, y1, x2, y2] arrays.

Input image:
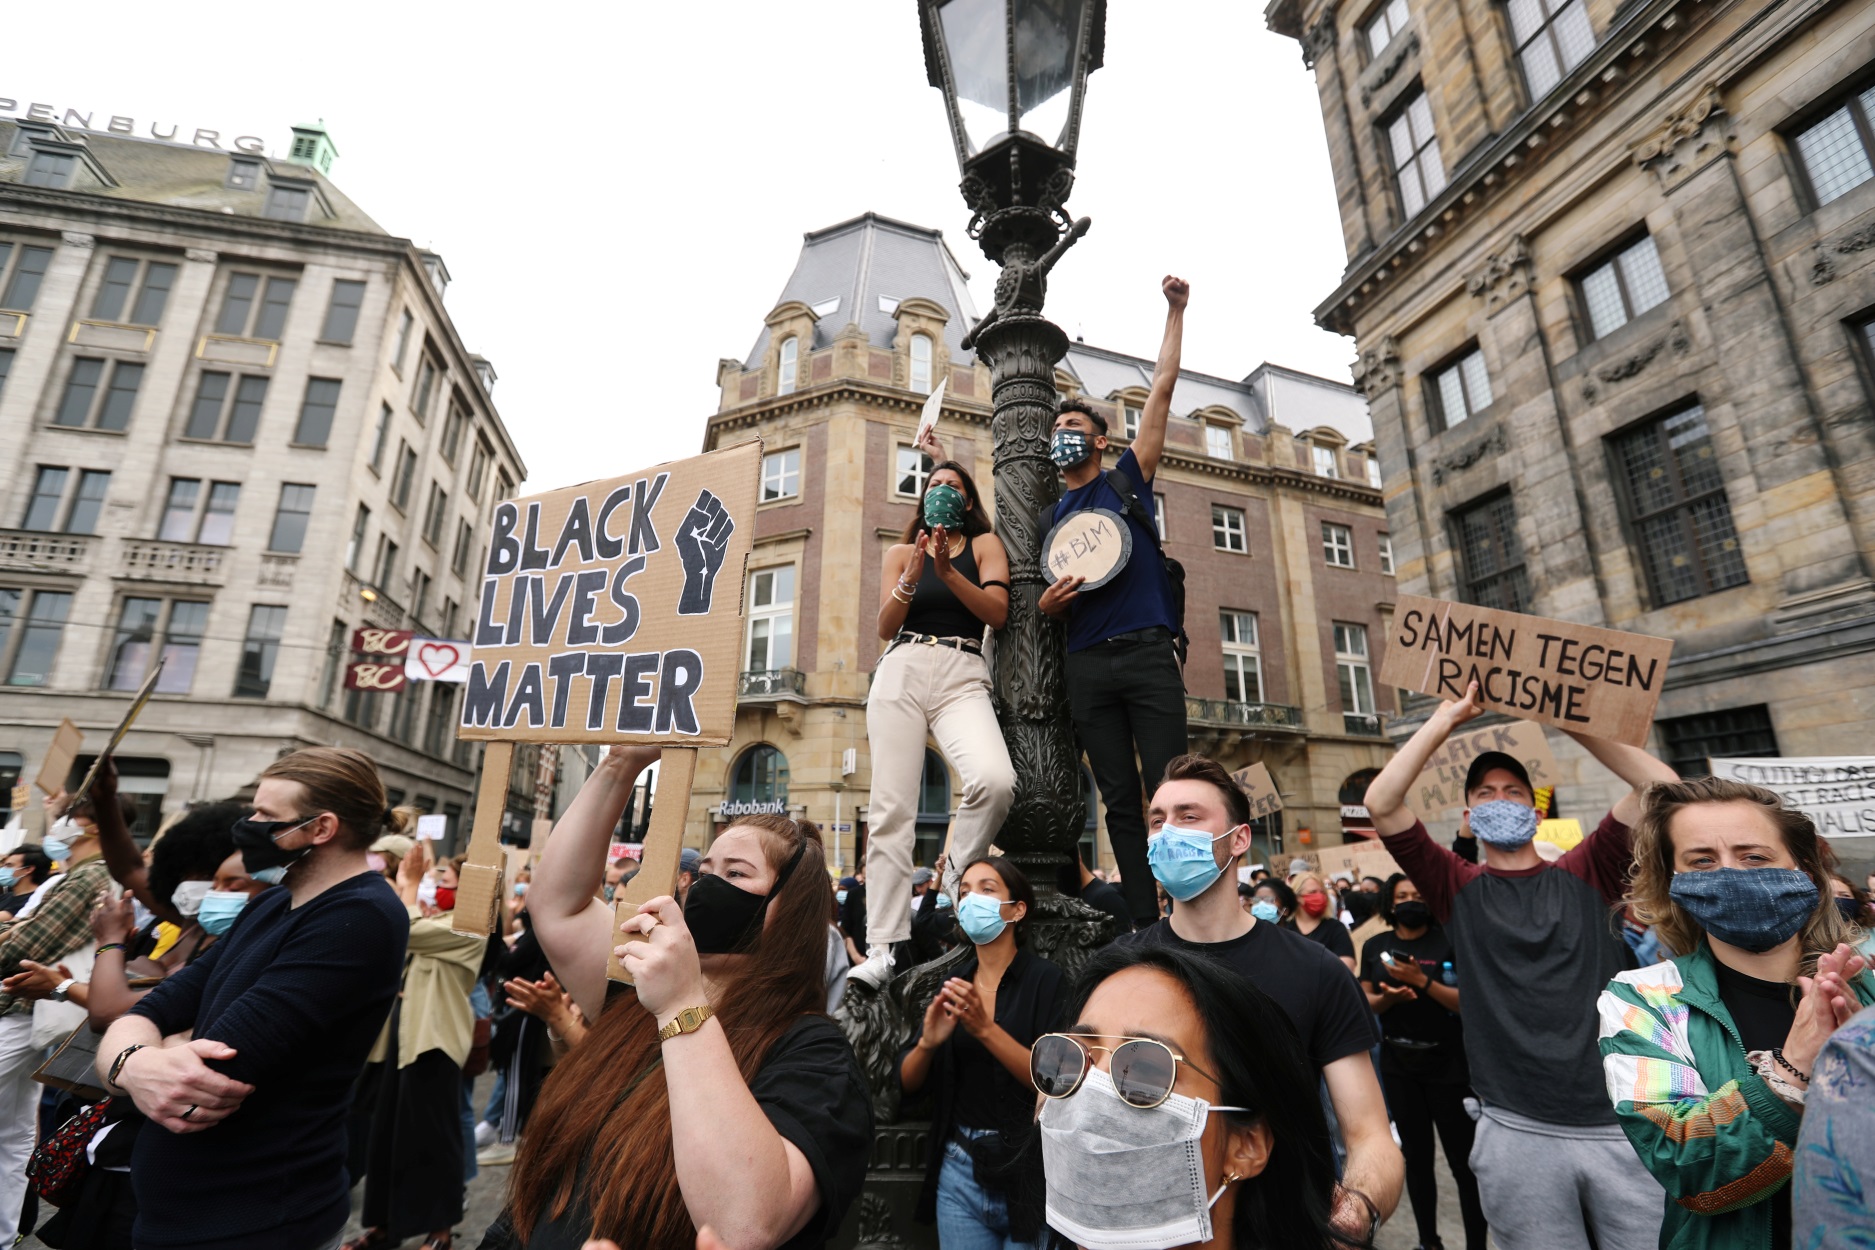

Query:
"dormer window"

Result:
[[1313, 445, 1341, 478], [418, 252, 450, 300], [226, 158, 261, 191], [778, 336, 799, 396], [24, 150, 76, 190], [910, 333, 933, 394], [264, 184, 310, 223]]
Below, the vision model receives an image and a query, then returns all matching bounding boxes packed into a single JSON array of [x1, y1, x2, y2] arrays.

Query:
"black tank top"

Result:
[[902, 535, 988, 640]]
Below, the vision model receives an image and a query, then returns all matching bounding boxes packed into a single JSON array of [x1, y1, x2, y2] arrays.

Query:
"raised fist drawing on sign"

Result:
[[676, 489, 735, 615]]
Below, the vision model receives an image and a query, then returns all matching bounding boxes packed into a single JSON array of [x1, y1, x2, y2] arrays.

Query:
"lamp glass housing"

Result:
[[936, 0, 1086, 156]]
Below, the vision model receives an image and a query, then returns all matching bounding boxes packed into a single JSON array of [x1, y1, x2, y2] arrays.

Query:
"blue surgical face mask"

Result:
[[41, 836, 71, 862], [936, 893, 952, 910], [957, 891, 1013, 945], [197, 890, 251, 937], [0, 868, 14, 889], [251, 866, 289, 886], [1470, 799, 1538, 849], [1050, 429, 1094, 468], [1147, 823, 1240, 902], [1670, 867, 1820, 954], [836, 889, 848, 905], [1251, 899, 1281, 924]]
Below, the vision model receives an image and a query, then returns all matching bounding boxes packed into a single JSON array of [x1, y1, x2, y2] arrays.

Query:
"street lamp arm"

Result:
[[961, 217, 1092, 352]]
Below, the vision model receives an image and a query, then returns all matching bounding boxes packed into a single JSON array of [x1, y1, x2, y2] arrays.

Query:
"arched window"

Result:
[[910, 333, 933, 394], [1339, 768, 1382, 806], [730, 745, 789, 808], [778, 336, 798, 396]]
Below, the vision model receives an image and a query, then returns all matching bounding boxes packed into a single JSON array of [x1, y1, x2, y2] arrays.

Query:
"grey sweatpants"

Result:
[[1468, 1106, 1666, 1250]]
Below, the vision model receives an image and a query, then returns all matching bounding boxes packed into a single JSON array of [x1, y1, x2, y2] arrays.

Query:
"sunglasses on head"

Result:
[[1031, 1032, 1241, 1110]]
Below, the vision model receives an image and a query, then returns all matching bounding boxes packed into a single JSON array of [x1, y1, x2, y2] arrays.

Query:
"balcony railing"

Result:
[[258, 553, 299, 590], [1343, 712, 1386, 737], [121, 539, 226, 584], [0, 529, 89, 572], [740, 669, 806, 699], [1186, 697, 1304, 730]]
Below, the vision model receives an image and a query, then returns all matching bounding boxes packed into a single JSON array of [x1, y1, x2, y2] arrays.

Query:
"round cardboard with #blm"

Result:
[[1042, 508, 1133, 590]]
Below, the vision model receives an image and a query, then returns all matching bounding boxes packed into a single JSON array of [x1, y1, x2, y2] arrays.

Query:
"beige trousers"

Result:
[[862, 639, 1015, 948]]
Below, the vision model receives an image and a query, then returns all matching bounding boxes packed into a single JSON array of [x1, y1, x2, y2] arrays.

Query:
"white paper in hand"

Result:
[[416, 813, 448, 840], [915, 378, 947, 447]]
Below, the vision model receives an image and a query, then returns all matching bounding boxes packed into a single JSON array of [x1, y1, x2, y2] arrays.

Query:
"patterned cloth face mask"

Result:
[[923, 483, 967, 531], [1470, 799, 1538, 848], [1670, 867, 1819, 953], [1051, 429, 1093, 467]]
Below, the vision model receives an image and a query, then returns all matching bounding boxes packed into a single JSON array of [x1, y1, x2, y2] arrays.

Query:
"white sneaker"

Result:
[[477, 1141, 518, 1166], [847, 946, 896, 989], [474, 1120, 496, 1149]]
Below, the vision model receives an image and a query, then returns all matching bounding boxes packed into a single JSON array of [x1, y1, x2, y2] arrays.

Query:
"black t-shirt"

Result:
[[1120, 919, 1376, 1068], [1299, 917, 1355, 960], [1713, 962, 1797, 1250], [1359, 927, 1468, 1084], [528, 1014, 873, 1250]]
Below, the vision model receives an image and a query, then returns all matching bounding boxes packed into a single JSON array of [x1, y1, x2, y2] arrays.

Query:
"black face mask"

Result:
[[1393, 900, 1433, 930], [683, 840, 807, 956], [1837, 896, 1863, 923], [231, 815, 317, 876]]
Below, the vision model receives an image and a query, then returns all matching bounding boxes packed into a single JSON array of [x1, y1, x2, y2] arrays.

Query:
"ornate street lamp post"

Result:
[[919, 0, 1106, 935]]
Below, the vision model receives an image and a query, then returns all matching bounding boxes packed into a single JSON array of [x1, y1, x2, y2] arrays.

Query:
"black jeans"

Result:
[[1383, 1068, 1488, 1250], [1066, 635, 1188, 924]]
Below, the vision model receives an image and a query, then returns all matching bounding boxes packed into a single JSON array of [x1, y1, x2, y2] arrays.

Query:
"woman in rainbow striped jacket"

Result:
[[1597, 776, 1874, 1250]]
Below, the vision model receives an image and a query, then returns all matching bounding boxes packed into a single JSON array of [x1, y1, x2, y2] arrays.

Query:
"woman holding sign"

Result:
[[492, 744, 872, 1250], [852, 451, 1014, 989], [1598, 776, 1874, 1250]]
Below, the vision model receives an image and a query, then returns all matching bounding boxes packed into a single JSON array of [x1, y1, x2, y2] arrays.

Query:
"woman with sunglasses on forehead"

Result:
[[851, 437, 1015, 991], [1035, 943, 1366, 1250], [899, 857, 1065, 1249]]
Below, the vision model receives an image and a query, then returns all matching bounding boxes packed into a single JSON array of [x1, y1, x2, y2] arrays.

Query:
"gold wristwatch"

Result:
[[657, 1005, 714, 1043]]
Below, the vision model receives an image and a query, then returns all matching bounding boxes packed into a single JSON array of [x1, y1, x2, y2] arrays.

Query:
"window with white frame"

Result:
[[910, 333, 933, 393], [1220, 610, 1263, 704], [1793, 84, 1875, 207], [1378, 533, 1395, 575], [1205, 424, 1233, 460], [895, 444, 935, 498], [762, 449, 801, 501], [1323, 522, 1356, 568], [1578, 235, 1670, 340], [1386, 91, 1446, 217], [107, 597, 207, 694], [1364, 0, 1411, 57], [1212, 505, 1247, 553], [1335, 622, 1376, 715], [1313, 445, 1341, 478], [1507, 0, 1595, 99], [1123, 404, 1142, 439], [745, 567, 796, 672], [1429, 347, 1493, 430], [778, 336, 799, 396], [1154, 492, 1167, 542], [1367, 455, 1383, 488]]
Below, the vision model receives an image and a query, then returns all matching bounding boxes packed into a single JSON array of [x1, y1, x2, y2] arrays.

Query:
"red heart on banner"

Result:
[[414, 642, 461, 679]]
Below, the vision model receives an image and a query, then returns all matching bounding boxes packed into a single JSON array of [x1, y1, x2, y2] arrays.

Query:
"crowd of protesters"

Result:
[[0, 276, 1867, 1250]]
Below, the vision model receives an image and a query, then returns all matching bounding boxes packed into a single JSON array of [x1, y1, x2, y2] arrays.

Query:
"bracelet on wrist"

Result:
[[96, 943, 125, 955], [1773, 1048, 1811, 1084]]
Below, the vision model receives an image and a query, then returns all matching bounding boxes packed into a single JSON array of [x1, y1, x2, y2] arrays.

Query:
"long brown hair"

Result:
[[508, 814, 833, 1246], [1627, 776, 1860, 972], [259, 747, 411, 849], [899, 459, 993, 544]]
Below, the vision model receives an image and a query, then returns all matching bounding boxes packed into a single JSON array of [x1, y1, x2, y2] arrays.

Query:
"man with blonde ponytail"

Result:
[[97, 747, 411, 1250]]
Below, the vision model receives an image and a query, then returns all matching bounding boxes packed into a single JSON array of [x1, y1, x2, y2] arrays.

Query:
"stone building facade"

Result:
[[1267, 0, 1875, 818], [695, 212, 1397, 871], [0, 117, 525, 845]]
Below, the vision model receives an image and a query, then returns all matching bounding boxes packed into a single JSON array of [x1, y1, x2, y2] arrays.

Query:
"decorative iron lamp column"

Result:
[[919, 0, 1107, 941]]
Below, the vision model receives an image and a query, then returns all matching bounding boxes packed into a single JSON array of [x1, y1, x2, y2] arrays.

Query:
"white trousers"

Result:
[[0, 1011, 42, 1242], [863, 640, 1015, 948]]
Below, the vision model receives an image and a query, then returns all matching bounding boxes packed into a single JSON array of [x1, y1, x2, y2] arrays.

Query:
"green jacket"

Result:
[[1598, 943, 1875, 1250]]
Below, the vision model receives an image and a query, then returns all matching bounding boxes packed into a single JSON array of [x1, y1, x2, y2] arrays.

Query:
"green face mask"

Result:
[[923, 483, 967, 531]]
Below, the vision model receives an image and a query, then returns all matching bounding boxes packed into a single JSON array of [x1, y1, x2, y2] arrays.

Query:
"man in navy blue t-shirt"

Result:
[[1039, 274, 1191, 925]]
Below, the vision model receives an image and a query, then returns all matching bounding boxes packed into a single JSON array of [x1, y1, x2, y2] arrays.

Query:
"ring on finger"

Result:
[[181, 1105, 197, 1121]]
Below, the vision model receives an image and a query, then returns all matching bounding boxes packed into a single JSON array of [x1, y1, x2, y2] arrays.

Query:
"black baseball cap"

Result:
[[1465, 751, 1533, 798]]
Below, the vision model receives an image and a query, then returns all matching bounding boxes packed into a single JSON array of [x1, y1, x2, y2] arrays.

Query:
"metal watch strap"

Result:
[[657, 1005, 714, 1043]]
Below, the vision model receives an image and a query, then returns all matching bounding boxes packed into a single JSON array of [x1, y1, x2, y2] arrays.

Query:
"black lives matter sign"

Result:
[[457, 442, 760, 744]]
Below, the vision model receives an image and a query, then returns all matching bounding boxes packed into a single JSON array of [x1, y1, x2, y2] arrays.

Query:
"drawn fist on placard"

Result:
[[675, 489, 735, 615]]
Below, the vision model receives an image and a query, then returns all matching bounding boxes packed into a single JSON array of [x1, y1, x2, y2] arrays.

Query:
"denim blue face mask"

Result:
[[197, 890, 251, 937], [1470, 800, 1538, 849], [1147, 824, 1241, 902], [957, 891, 1014, 945], [923, 483, 967, 531], [1670, 867, 1820, 953], [1050, 429, 1094, 468], [1250, 899, 1281, 924]]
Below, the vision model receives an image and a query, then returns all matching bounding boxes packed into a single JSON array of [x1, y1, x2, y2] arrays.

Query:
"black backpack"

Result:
[[1102, 469, 1189, 666]]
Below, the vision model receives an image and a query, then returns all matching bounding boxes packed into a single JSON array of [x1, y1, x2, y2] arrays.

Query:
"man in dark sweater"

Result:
[[1364, 683, 1677, 1250], [97, 749, 409, 1250]]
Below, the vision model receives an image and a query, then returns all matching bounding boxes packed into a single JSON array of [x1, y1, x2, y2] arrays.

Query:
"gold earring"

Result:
[[1222, 1171, 1243, 1187]]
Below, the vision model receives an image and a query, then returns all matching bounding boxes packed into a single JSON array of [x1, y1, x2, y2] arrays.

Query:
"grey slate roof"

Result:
[[1063, 341, 1275, 434], [745, 212, 979, 368], [0, 120, 386, 234]]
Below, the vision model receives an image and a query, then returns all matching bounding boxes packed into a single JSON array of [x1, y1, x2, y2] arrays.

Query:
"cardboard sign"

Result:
[[609, 748, 697, 984], [1537, 818, 1583, 851], [9, 786, 26, 814], [1379, 596, 1673, 747], [36, 720, 82, 795], [406, 638, 473, 683], [1410, 720, 1561, 816], [915, 377, 947, 447], [1042, 508, 1132, 590], [1318, 841, 1403, 884], [69, 660, 164, 810], [452, 740, 514, 936], [1228, 762, 1285, 821], [345, 659, 408, 692], [416, 813, 448, 840], [1709, 757, 1875, 838], [459, 442, 761, 744], [353, 628, 413, 656]]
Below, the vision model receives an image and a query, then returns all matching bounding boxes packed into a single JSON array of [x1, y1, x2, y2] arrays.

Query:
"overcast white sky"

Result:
[[19, 0, 1356, 492]]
